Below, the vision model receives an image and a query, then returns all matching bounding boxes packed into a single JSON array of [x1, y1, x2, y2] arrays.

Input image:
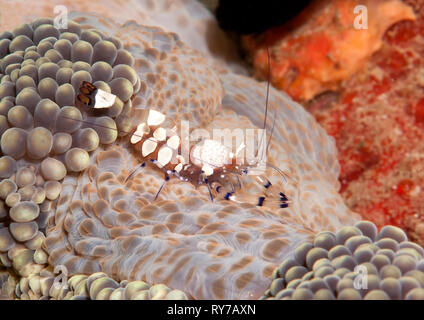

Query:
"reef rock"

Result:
[[309, 0, 424, 247], [243, 0, 415, 101]]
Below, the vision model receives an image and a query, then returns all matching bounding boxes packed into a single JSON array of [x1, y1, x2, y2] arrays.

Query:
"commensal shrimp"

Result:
[[74, 51, 290, 209]]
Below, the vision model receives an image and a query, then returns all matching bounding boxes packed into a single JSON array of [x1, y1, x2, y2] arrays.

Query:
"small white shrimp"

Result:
[[73, 49, 290, 208]]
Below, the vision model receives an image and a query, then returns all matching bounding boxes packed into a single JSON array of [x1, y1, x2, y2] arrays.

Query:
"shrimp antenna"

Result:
[[265, 162, 289, 183], [59, 115, 132, 135], [266, 104, 277, 157], [258, 48, 291, 183], [125, 162, 146, 183], [264, 47, 276, 157], [262, 46, 271, 131], [256, 47, 271, 161]]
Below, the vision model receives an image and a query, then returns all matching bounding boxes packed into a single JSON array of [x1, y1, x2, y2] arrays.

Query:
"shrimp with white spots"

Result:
[[72, 49, 290, 209]]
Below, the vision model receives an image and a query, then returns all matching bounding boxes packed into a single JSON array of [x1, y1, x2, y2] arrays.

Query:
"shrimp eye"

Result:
[[242, 169, 248, 174]]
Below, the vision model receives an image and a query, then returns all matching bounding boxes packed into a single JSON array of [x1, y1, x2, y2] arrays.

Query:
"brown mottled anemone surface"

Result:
[[1, 6, 359, 300]]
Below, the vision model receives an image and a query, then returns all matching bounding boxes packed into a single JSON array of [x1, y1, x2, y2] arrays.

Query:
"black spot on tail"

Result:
[[279, 192, 289, 208], [279, 192, 288, 202], [257, 196, 265, 206]]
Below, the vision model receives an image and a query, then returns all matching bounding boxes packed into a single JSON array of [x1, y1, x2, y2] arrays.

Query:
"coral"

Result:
[[0, 267, 17, 299], [13, 270, 187, 300], [262, 220, 424, 300], [243, 0, 415, 101], [1, 2, 359, 300], [308, 0, 424, 246], [0, 16, 140, 282]]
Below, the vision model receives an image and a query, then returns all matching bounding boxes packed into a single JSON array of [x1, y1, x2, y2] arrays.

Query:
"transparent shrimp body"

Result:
[[76, 69, 290, 209]]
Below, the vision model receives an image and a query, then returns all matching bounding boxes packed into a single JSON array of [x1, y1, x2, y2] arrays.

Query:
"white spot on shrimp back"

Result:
[[93, 89, 116, 109], [147, 109, 166, 126], [131, 122, 150, 144], [191, 139, 232, 169], [142, 137, 157, 157], [153, 127, 167, 141], [167, 135, 180, 149], [157, 146, 173, 167]]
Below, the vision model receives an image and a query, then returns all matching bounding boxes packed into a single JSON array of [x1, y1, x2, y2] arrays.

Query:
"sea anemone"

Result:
[[262, 220, 424, 300], [0, 7, 362, 300]]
